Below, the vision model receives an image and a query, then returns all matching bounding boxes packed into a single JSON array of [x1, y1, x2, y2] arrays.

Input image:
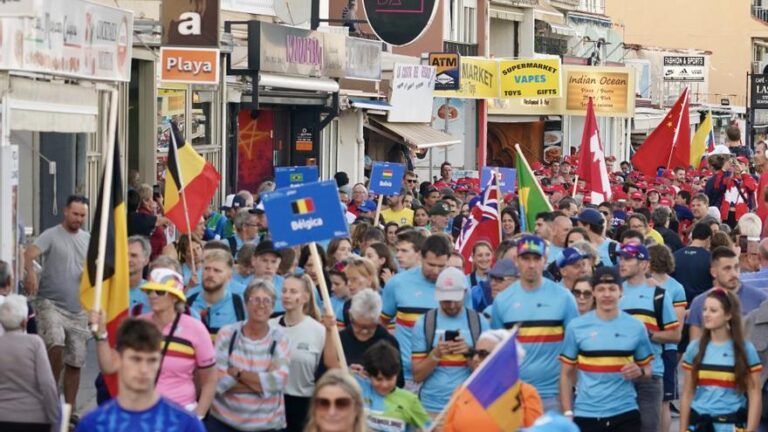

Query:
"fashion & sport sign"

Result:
[[362, 0, 439, 46]]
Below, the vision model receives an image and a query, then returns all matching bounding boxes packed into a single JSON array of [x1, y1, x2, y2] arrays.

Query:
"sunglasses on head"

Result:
[[315, 396, 354, 411]]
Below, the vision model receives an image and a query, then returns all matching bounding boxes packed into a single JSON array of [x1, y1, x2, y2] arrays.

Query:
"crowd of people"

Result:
[[3, 127, 768, 431]]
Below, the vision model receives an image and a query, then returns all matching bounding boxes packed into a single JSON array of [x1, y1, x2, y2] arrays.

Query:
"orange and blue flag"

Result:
[[444, 331, 523, 431]]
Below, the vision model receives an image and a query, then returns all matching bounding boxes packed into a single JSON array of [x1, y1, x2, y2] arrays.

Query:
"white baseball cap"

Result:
[[435, 267, 468, 302], [708, 145, 731, 156]]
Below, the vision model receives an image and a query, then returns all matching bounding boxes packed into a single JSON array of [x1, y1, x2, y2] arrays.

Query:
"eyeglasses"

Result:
[[572, 289, 593, 299], [146, 290, 168, 297], [315, 396, 354, 411], [351, 319, 378, 334], [247, 297, 273, 307], [244, 222, 259, 228]]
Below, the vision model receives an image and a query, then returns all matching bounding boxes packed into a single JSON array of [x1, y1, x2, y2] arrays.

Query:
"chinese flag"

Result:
[[632, 87, 691, 177]]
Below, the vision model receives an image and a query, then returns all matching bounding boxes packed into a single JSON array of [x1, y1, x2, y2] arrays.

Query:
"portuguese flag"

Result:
[[165, 121, 221, 233], [515, 148, 552, 233]]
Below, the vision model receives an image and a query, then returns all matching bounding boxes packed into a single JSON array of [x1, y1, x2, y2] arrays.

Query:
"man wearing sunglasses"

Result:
[[557, 248, 590, 291], [617, 243, 680, 432]]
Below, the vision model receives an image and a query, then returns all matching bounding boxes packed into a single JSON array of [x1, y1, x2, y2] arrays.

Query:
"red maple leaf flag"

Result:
[[632, 87, 691, 177], [575, 98, 612, 203]]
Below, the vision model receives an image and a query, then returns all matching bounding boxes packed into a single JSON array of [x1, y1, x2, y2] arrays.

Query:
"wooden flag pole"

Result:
[[169, 124, 197, 279], [494, 169, 503, 241], [90, 90, 119, 333], [373, 193, 384, 228], [309, 241, 348, 370], [572, 174, 579, 198]]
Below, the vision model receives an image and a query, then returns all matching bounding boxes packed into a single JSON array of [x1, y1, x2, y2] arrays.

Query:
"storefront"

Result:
[[0, 0, 133, 277]]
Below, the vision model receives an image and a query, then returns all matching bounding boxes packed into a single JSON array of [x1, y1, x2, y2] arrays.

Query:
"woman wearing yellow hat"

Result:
[[90, 268, 217, 419]]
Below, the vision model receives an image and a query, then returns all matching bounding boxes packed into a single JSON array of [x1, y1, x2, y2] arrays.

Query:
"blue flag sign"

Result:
[[368, 162, 405, 195], [481, 167, 517, 193], [261, 180, 350, 249], [274, 166, 319, 189]]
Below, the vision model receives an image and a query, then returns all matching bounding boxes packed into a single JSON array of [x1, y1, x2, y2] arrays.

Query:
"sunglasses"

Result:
[[247, 297, 273, 306], [315, 397, 354, 411], [572, 289, 593, 299], [466, 349, 491, 359], [146, 289, 168, 297], [407, 179, 418, 184]]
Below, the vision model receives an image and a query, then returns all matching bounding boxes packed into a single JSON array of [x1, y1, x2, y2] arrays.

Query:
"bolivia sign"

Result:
[[275, 166, 320, 189], [499, 58, 562, 99], [429, 52, 460, 91], [434, 57, 499, 99], [481, 167, 517, 194], [362, 0, 439, 46], [262, 180, 350, 249], [160, 47, 219, 83], [369, 162, 405, 195]]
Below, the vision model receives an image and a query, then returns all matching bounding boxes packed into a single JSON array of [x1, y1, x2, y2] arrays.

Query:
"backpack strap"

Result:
[[232, 294, 246, 321], [227, 236, 238, 256], [470, 272, 478, 288], [186, 292, 199, 307], [228, 329, 239, 357], [466, 308, 482, 347], [424, 309, 438, 353], [608, 242, 619, 266], [653, 286, 666, 332]]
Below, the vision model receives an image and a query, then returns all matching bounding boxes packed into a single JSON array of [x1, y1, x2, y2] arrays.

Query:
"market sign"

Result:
[[160, 47, 220, 84], [663, 56, 705, 82], [499, 58, 562, 98], [161, 0, 219, 47], [388, 64, 436, 123], [429, 52, 460, 91], [362, 0, 439, 46], [564, 66, 635, 118], [0, 0, 133, 82], [435, 57, 499, 99], [751, 74, 768, 109], [253, 22, 345, 78], [346, 37, 382, 80]]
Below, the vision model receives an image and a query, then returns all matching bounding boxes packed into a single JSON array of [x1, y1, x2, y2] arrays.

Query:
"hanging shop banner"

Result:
[[262, 180, 350, 248], [564, 66, 635, 118], [275, 165, 320, 189], [161, 0, 219, 47], [346, 37, 382, 80], [388, 64, 436, 123], [369, 162, 405, 195], [434, 57, 499, 99], [429, 52, 460, 91], [481, 167, 517, 194], [160, 47, 220, 84], [253, 22, 345, 78], [362, 0, 438, 46], [499, 58, 562, 98], [0, 0, 133, 82], [663, 56, 705, 82], [751, 74, 768, 109]]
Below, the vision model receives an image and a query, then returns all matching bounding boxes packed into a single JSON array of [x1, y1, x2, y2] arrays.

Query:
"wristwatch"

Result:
[[563, 410, 574, 417], [94, 332, 108, 342]]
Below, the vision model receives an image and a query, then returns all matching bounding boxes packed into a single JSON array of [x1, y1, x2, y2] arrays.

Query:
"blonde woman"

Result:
[[304, 369, 366, 432], [270, 273, 325, 432]]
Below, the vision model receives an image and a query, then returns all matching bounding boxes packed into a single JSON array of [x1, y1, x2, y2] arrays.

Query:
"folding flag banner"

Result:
[[632, 87, 691, 176], [165, 122, 221, 233], [444, 331, 523, 431], [690, 111, 715, 168], [80, 135, 129, 397], [456, 173, 501, 273], [275, 165, 319, 189], [515, 147, 553, 232], [481, 167, 517, 194], [369, 162, 405, 195], [575, 98, 612, 203], [262, 180, 350, 249]]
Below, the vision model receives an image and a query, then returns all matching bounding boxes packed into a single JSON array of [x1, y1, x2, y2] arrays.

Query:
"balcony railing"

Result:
[[443, 40, 479, 57], [753, 5, 768, 23]]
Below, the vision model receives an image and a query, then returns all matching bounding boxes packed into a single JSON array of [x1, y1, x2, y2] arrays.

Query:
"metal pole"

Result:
[[444, 98, 450, 164]]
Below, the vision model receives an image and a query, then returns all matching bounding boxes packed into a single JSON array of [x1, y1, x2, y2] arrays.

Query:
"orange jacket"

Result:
[[443, 382, 543, 432]]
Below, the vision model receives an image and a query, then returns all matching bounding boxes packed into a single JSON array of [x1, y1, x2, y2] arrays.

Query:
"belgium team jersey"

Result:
[[560, 311, 654, 418], [490, 278, 578, 398]]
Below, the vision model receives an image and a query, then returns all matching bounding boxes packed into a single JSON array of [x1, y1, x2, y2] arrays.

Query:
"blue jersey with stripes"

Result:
[[659, 276, 687, 351], [490, 278, 579, 398], [76, 397, 205, 432]]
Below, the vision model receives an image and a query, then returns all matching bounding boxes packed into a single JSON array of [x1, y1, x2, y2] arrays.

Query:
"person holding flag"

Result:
[[575, 98, 612, 204], [631, 88, 691, 177], [515, 146, 553, 232], [455, 173, 500, 274], [690, 111, 715, 169]]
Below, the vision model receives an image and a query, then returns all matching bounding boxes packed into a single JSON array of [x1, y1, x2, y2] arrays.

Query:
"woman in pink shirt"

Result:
[[92, 268, 217, 419]]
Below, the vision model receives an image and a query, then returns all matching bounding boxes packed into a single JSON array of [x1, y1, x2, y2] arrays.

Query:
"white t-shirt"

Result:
[[270, 315, 326, 397]]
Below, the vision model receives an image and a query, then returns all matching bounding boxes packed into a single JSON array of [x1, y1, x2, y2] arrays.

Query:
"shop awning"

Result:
[[548, 23, 576, 37], [490, 4, 525, 21], [534, 2, 565, 25], [367, 117, 460, 149], [259, 73, 339, 93], [349, 98, 392, 111]]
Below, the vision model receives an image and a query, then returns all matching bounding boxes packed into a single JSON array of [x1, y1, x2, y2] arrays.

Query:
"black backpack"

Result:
[[652, 286, 666, 331], [423, 308, 483, 352]]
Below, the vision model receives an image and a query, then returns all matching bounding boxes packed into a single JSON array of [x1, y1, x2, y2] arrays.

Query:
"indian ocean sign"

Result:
[[362, 0, 439, 46], [499, 58, 561, 98], [564, 66, 635, 118], [369, 162, 405, 195], [434, 57, 499, 99], [262, 180, 350, 248]]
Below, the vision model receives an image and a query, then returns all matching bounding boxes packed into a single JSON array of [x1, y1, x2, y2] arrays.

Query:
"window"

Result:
[[448, 0, 476, 44]]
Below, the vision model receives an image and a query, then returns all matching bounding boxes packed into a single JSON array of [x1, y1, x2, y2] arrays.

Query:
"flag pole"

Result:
[[169, 124, 198, 280], [572, 174, 579, 198], [494, 169, 503, 240], [309, 241, 348, 370], [514, 144, 554, 212], [90, 90, 119, 333], [373, 193, 384, 228], [666, 87, 689, 169]]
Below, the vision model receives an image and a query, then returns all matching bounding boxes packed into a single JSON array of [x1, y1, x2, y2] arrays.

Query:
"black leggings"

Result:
[[574, 409, 641, 432], [284, 394, 312, 432], [0, 422, 52, 432]]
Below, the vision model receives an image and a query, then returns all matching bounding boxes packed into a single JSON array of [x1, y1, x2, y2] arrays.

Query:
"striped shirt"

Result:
[[211, 322, 291, 431]]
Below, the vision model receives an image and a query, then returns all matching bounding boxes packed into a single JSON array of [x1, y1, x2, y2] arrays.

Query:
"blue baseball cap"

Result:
[[557, 247, 588, 269], [521, 411, 580, 432], [358, 200, 377, 213], [517, 235, 547, 257], [573, 208, 604, 226], [488, 258, 519, 278], [618, 243, 649, 261]]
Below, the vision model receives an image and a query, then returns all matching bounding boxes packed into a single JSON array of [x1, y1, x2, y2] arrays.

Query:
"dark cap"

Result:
[[488, 258, 519, 278], [617, 243, 649, 261], [254, 240, 280, 257], [590, 266, 623, 287], [430, 201, 451, 216], [517, 235, 547, 257], [358, 200, 377, 213], [557, 247, 588, 269], [574, 208, 604, 227]]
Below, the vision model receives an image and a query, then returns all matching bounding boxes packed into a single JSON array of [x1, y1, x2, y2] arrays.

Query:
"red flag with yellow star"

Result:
[[632, 87, 690, 177]]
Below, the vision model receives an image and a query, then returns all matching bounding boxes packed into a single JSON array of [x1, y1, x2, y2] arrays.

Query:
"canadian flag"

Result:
[[575, 97, 612, 203]]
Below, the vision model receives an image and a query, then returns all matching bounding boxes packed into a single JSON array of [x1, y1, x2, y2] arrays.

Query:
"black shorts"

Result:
[[662, 349, 679, 401], [574, 409, 641, 432]]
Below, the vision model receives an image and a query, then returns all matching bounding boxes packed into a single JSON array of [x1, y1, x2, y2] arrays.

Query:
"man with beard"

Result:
[[187, 249, 246, 339]]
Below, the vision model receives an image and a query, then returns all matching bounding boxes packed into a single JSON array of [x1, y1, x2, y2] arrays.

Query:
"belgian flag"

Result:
[[164, 121, 221, 233], [79, 135, 130, 396]]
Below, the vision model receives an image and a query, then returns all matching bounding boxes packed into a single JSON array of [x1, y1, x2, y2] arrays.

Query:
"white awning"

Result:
[[549, 23, 576, 37], [349, 98, 392, 111], [259, 73, 339, 93], [2, 75, 99, 133], [534, 2, 564, 25], [490, 4, 525, 21], [367, 117, 460, 149]]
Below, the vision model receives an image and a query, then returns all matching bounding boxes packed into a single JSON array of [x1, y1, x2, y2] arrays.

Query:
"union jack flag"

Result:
[[455, 172, 501, 273]]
